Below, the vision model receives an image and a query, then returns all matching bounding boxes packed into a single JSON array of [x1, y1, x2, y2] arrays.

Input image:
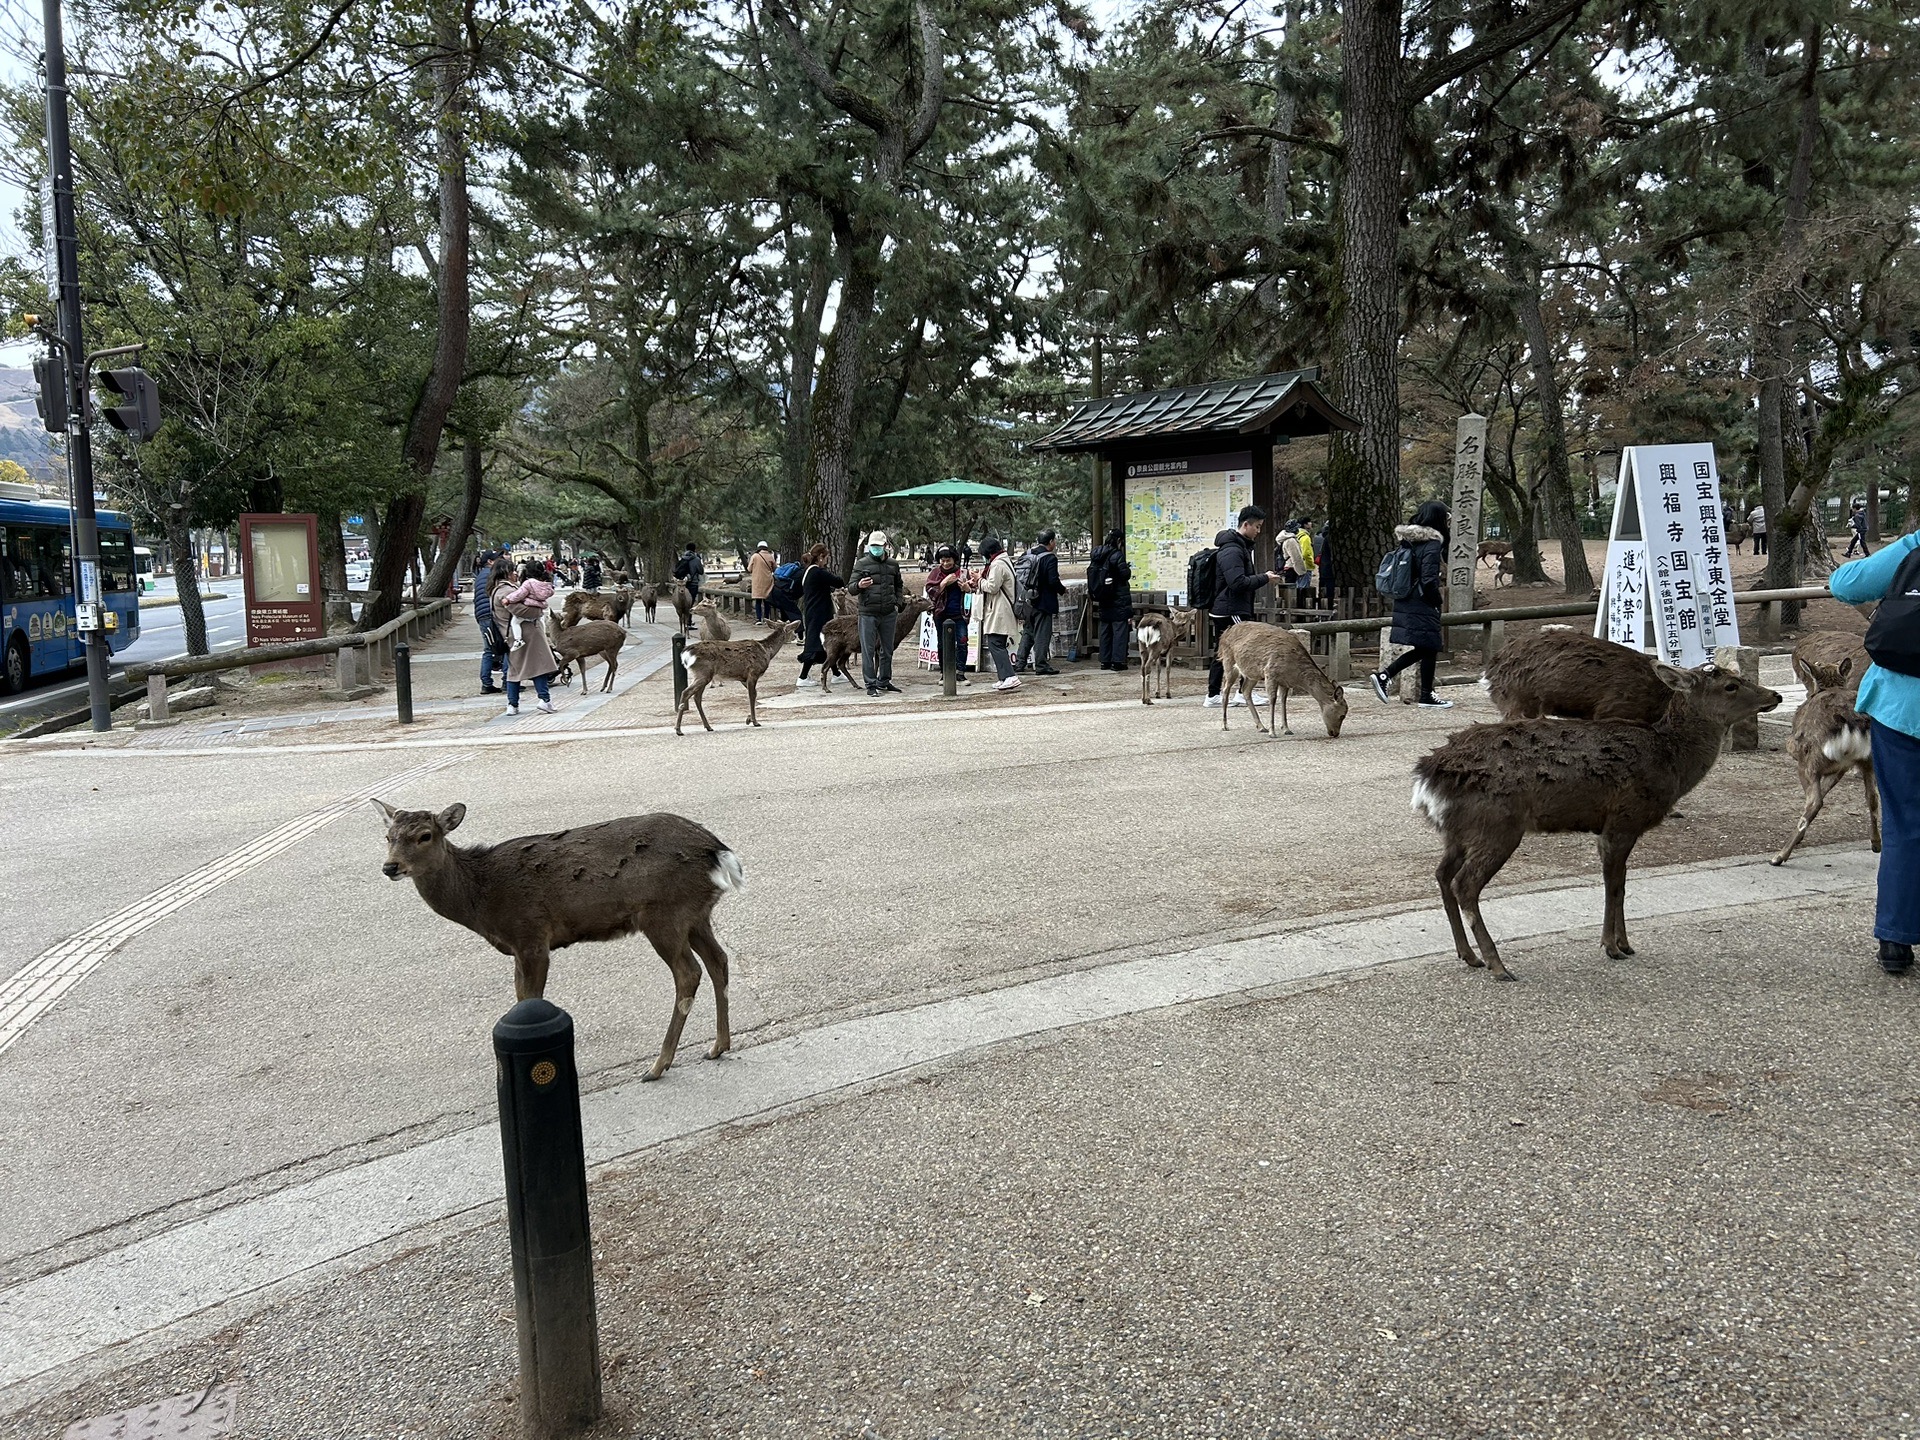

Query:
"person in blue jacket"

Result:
[[1831, 528, 1920, 974]]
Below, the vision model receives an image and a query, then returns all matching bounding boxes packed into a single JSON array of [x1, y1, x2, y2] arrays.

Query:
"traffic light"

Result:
[[98, 365, 160, 441], [32, 349, 68, 432]]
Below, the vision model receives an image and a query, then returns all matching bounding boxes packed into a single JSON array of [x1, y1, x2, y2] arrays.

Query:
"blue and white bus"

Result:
[[0, 496, 142, 694]]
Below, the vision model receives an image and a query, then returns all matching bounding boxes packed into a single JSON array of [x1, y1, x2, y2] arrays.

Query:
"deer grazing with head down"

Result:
[[1413, 662, 1781, 980], [1215, 622, 1348, 738], [374, 801, 743, 1080]]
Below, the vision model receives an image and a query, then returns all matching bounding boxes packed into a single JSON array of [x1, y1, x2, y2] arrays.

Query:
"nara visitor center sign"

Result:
[[1596, 443, 1739, 667]]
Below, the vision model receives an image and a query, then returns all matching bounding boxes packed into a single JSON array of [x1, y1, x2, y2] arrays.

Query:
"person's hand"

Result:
[[1267, 571, 1284, 583], [859, 576, 874, 588]]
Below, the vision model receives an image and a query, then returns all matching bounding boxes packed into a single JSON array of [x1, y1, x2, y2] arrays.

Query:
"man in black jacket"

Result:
[[672, 542, 705, 600], [1014, 529, 1067, 675], [1206, 505, 1284, 706]]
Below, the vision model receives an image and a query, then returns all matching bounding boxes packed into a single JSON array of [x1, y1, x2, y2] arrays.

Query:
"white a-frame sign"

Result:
[[1596, 443, 1739, 666]]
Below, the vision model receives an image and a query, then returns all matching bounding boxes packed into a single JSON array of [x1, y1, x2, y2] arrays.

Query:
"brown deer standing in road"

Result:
[[374, 801, 743, 1080]]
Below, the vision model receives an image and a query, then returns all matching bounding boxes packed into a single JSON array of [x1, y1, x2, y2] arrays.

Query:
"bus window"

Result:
[[6, 527, 71, 598], [99, 529, 136, 593]]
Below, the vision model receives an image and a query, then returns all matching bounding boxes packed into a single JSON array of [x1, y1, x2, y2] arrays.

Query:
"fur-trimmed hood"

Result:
[[1395, 524, 1446, 545]]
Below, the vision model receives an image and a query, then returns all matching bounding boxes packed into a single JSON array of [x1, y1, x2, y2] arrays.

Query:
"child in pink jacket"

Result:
[[498, 562, 555, 651]]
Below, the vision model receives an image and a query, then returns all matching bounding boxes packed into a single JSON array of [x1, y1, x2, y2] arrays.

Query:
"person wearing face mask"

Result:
[[849, 530, 905, 696]]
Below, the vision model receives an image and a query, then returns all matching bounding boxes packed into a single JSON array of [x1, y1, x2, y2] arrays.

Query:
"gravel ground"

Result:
[[19, 891, 1918, 1440]]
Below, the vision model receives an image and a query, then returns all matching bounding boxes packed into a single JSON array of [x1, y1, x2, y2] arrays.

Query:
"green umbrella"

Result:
[[870, 477, 1036, 548]]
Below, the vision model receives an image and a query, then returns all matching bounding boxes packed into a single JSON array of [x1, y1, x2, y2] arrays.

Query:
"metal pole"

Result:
[[671, 632, 687, 708], [494, 999, 602, 1438], [394, 640, 413, 723], [42, 0, 110, 732], [941, 618, 956, 697]]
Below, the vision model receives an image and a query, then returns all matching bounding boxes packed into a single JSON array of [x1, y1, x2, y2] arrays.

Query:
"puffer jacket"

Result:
[[849, 552, 904, 616], [1089, 544, 1133, 618], [1209, 527, 1268, 619], [1387, 523, 1446, 649]]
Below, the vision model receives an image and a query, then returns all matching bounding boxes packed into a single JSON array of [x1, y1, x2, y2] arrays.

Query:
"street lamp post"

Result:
[[41, 0, 111, 731]]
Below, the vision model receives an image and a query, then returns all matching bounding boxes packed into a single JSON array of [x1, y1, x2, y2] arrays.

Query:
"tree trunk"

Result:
[[317, 507, 351, 631], [1508, 260, 1594, 594], [1325, 0, 1404, 591], [422, 435, 484, 600], [1865, 469, 1881, 542], [1760, 27, 1823, 619], [164, 510, 209, 655], [362, 6, 471, 629], [803, 224, 882, 573]]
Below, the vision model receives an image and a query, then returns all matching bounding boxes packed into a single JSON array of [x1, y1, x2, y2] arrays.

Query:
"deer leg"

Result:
[[603, 652, 618, 691], [1222, 670, 1235, 729], [691, 919, 731, 1060], [746, 674, 760, 727], [643, 934, 702, 1081], [1597, 829, 1639, 957], [692, 679, 714, 733], [1436, 846, 1480, 967], [1772, 772, 1841, 866], [1275, 683, 1289, 736], [1455, 836, 1523, 980], [513, 945, 552, 1001], [1864, 761, 1882, 853]]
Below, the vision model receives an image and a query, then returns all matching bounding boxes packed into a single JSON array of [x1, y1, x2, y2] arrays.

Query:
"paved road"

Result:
[[0, 579, 246, 724]]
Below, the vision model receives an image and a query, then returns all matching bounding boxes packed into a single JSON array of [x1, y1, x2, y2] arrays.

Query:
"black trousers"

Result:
[[1384, 645, 1438, 699], [1206, 615, 1238, 696]]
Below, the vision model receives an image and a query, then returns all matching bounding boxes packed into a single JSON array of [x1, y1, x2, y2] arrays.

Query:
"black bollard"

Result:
[[671, 631, 688, 708], [494, 999, 602, 1437], [395, 640, 414, 724], [941, 618, 957, 698]]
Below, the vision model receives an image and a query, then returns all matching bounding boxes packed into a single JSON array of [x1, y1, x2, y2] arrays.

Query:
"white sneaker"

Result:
[[1203, 694, 1223, 708], [994, 676, 1022, 692], [1240, 691, 1269, 707], [503, 704, 519, 715], [537, 700, 556, 714]]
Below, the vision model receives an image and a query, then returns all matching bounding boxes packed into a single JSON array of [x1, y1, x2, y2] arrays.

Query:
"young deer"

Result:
[[374, 801, 743, 1080], [671, 583, 695, 635], [638, 583, 660, 624], [558, 589, 614, 629], [1413, 664, 1781, 979], [677, 620, 797, 733], [1216, 622, 1348, 738], [546, 615, 627, 692], [1771, 679, 1880, 865], [1790, 631, 1868, 695], [818, 599, 932, 691], [1136, 607, 1197, 705], [689, 600, 732, 641]]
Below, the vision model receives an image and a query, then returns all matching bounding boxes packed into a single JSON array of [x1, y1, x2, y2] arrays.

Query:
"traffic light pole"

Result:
[[43, 0, 111, 732]]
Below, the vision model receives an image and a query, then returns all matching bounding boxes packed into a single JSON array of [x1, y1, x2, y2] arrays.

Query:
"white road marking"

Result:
[[0, 754, 467, 1058]]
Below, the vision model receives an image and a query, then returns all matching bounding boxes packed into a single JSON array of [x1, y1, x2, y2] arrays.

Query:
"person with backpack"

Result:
[[474, 550, 509, 695], [672, 542, 705, 600], [977, 537, 1021, 690], [1846, 501, 1872, 558], [1013, 530, 1067, 674], [1293, 517, 1318, 603], [582, 555, 602, 591], [850, 529, 905, 695], [1199, 505, 1285, 707], [747, 541, 777, 620], [768, 555, 803, 622], [1830, 526, 1920, 974], [1088, 526, 1133, 671], [1368, 499, 1453, 709]]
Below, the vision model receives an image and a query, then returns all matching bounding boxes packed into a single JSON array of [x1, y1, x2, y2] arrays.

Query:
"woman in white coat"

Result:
[[976, 536, 1021, 692]]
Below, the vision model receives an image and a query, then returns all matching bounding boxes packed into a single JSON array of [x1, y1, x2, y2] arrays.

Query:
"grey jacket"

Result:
[[849, 553, 904, 616]]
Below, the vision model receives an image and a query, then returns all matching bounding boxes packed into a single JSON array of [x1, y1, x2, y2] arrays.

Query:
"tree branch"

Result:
[[762, 0, 894, 136], [1406, 0, 1587, 104], [901, 0, 946, 159]]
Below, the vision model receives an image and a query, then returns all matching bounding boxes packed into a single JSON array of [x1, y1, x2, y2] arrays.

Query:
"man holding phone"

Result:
[[850, 530, 905, 696]]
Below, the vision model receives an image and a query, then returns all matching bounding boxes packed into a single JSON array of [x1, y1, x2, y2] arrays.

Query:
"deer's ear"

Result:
[[1837, 655, 1854, 681], [370, 798, 398, 822], [438, 803, 467, 832], [1652, 662, 1695, 691]]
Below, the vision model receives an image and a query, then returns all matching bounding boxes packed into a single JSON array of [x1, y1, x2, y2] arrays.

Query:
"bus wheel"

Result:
[[2, 637, 25, 696]]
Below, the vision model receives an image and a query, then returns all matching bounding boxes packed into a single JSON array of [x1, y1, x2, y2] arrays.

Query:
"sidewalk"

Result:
[[8, 852, 1913, 1439]]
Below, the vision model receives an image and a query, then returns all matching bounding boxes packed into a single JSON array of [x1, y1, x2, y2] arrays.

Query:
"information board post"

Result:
[[1446, 413, 1487, 618], [1595, 444, 1738, 666]]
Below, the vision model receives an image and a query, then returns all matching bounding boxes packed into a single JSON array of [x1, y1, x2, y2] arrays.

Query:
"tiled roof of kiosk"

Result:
[[1028, 369, 1358, 454]]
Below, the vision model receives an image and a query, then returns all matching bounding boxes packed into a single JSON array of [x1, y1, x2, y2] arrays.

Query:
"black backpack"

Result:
[[1187, 547, 1219, 611], [1865, 544, 1920, 678]]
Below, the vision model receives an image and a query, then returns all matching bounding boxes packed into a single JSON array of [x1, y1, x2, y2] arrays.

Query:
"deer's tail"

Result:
[[710, 848, 746, 895]]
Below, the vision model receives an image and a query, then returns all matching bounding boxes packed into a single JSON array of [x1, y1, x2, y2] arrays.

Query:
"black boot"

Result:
[[1880, 940, 1914, 976]]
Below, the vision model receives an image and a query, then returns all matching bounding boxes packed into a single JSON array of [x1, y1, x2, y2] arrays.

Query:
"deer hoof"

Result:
[[1769, 855, 1786, 867], [1461, 951, 1485, 969], [641, 1068, 666, 1082], [1490, 968, 1517, 982]]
